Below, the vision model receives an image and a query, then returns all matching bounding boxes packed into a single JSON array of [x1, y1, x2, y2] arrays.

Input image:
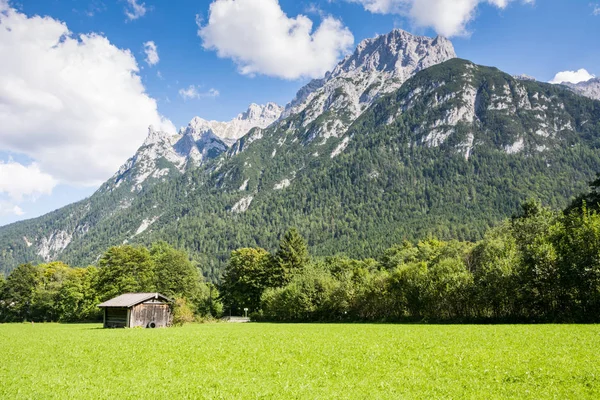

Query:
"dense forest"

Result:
[[2, 176, 600, 324]]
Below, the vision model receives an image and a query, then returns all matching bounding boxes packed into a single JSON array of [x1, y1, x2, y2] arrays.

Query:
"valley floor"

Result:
[[0, 323, 598, 399]]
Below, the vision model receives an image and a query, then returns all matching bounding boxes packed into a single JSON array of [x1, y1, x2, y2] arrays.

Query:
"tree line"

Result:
[[221, 177, 600, 323], [2, 177, 600, 324], [0, 242, 221, 323]]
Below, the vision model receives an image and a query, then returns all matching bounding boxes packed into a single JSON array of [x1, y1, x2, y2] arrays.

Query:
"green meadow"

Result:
[[1, 323, 599, 399]]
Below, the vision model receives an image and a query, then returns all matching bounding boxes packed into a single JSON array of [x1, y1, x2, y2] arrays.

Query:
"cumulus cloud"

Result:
[[549, 69, 596, 84], [125, 0, 147, 20], [0, 3, 175, 187], [143, 41, 159, 66], [179, 86, 220, 100], [0, 202, 24, 217], [347, 0, 534, 37], [197, 0, 354, 79], [593, 5, 600, 16], [0, 161, 57, 201]]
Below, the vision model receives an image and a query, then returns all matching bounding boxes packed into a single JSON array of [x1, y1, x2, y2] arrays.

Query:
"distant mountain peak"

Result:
[[514, 74, 536, 82], [143, 125, 177, 147], [332, 29, 456, 77], [564, 78, 600, 101], [239, 102, 283, 125], [279, 29, 457, 139], [186, 103, 283, 146], [101, 102, 282, 194]]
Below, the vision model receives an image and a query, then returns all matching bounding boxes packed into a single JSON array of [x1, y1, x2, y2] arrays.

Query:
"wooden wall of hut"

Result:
[[129, 302, 171, 328]]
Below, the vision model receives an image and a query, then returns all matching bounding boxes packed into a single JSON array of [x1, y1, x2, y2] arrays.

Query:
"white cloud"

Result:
[[197, 0, 354, 79], [0, 161, 57, 201], [347, 0, 534, 37], [549, 69, 595, 84], [0, 3, 175, 187], [125, 0, 147, 20], [0, 202, 24, 217], [179, 86, 220, 100], [143, 41, 159, 66], [593, 5, 600, 16]]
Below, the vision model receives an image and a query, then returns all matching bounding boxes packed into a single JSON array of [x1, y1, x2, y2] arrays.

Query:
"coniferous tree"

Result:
[[275, 228, 310, 282]]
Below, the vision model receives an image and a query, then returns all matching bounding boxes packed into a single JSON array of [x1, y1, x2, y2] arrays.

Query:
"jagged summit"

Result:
[[332, 29, 455, 77], [279, 29, 456, 140], [564, 78, 600, 101], [143, 125, 178, 147], [242, 102, 282, 121], [186, 102, 284, 146], [514, 74, 536, 82], [104, 102, 282, 194]]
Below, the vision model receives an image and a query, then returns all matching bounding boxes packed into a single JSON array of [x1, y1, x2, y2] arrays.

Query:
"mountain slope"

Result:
[[3, 58, 599, 280], [0, 103, 281, 271]]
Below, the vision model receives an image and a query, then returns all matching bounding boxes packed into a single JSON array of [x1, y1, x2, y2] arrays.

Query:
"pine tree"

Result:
[[275, 228, 310, 282]]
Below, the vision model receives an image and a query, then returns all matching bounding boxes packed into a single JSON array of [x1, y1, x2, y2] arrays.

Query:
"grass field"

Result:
[[1, 323, 599, 399]]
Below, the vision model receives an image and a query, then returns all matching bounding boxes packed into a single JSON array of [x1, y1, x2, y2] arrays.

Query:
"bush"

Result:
[[172, 298, 194, 326]]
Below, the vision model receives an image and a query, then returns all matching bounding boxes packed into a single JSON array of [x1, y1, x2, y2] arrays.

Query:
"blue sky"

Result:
[[0, 0, 599, 226]]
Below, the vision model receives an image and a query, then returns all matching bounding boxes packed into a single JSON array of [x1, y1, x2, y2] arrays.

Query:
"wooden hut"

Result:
[[98, 293, 173, 328]]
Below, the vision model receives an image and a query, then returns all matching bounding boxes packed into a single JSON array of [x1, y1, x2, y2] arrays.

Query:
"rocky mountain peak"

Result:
[[143, 125, 173, 146], [239, 102, 284, 124], [279, 29, 457, 139], [331, 29, 456, 78], [184, 117, 214, 141], [514, 74, 536, 82], [565, 78, 600, 101], [102, 102, 281, 194]]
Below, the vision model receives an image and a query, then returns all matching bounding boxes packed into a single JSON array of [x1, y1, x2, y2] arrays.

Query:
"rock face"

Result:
[[514, 74, 536, 82], [103, 103, 282, 194], [564, 78, 600, 101], [278, 29, 456, 142], [191, 103, 284, 146]]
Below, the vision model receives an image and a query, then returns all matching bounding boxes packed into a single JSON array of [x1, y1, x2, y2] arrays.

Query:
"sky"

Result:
[[0, 0, 599, 227]]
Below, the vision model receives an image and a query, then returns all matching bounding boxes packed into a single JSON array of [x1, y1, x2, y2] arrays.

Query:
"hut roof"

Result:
[[98, 293, 172, 308]]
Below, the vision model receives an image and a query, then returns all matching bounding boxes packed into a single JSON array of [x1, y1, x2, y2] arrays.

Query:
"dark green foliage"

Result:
[[0, 262, 100, 322], [150, 241, 203, 300], [220, 248, 274, 314], [54, 267, 100, 322], [566, 174, 600, 213], [96, 245, 155, 301], [0, 263, 41, 321], [274, 228, 310, 282]]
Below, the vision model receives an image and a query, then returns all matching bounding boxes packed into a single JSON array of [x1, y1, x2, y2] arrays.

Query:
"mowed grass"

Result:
[[1, 323, 599, 399]]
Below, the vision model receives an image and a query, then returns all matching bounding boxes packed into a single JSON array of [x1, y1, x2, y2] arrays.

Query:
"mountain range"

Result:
[[1, 29, 600, 280]]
